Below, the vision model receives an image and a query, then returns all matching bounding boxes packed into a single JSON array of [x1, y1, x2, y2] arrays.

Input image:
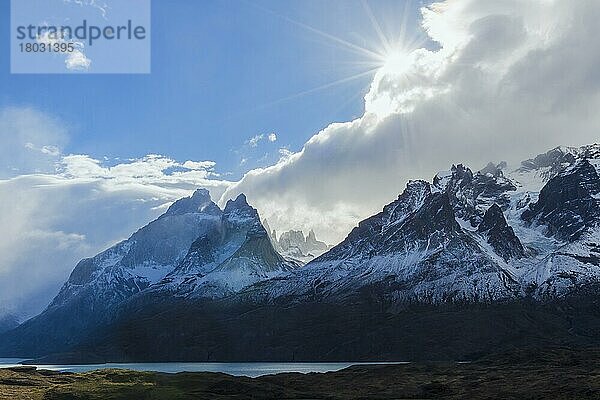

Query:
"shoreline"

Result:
[[1, 347, 600, 399], [0, 360, 411, 378]]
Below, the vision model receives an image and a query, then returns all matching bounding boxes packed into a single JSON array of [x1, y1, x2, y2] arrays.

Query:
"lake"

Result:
[[0, 358, 407, 377]]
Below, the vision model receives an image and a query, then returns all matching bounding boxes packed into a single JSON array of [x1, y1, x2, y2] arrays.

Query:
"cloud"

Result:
[[236, 133, 281, 168], [221, 0, 600, 244], [36, 31, 91, 71], [246, 132, 278, 147], [64, 49, 92, 71], [247, 134, 264, 148]]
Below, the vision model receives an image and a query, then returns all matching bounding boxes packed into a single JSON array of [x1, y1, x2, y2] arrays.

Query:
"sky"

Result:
[[0, 0, 427, 176], [2, 0, 600, 319]]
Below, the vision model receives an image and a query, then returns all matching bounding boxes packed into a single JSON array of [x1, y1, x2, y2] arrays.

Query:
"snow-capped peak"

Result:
[[163, 188, 221, 217]]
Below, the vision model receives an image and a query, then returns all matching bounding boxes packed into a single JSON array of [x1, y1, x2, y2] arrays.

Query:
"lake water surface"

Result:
[[0, 358, 407, 377]]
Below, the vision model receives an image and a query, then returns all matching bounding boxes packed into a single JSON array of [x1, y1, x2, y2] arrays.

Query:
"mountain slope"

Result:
[[50, 189, 223, 309], [0, 314, 19, 334], [244, 179, 520, 306], [0, 189, 224, 355], [147, 194, 298, 299], [518, 156, 600, 297]]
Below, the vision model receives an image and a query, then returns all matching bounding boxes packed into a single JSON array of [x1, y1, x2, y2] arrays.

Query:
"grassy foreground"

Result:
[[2, 348, 600, 399]]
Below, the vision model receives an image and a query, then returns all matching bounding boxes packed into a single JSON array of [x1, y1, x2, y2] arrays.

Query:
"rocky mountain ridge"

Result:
[[1, 143, 599, 361], [236, 143, 600, 307]]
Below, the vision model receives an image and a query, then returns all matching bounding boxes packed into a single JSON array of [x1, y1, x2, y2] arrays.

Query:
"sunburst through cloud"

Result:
[[246, 0, 430, 109]]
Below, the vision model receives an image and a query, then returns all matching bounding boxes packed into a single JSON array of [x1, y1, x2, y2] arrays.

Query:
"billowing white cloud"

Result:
[[221, 0, 600, 244], [268, 133, 277, 142]]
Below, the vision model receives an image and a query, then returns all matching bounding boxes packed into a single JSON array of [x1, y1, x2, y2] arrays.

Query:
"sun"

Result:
[[380, 49, 414, 76]]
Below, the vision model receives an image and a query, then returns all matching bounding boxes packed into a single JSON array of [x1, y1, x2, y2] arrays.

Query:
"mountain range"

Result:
[[1, 143, 599, 362], [264, 221, 331, 263]]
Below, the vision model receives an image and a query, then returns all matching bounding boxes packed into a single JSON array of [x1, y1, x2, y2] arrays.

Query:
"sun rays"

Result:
[[245, 0, 428, 109]]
